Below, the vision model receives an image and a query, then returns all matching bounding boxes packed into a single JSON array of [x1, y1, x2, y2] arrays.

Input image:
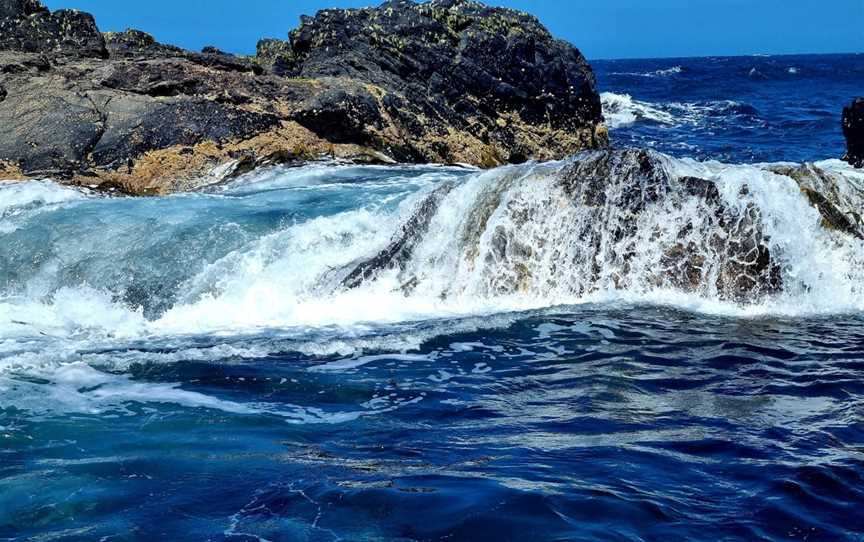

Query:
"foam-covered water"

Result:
[[3, 54, 864, 541]]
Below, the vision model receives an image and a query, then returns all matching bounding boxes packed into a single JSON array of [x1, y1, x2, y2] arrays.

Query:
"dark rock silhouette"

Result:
[[843, 98, 864, 168]]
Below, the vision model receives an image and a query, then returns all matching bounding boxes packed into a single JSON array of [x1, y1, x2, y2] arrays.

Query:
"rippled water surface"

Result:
[[3, 54, 864, 541], [595, 54, 864, 162], [5, 308, 864, 541]]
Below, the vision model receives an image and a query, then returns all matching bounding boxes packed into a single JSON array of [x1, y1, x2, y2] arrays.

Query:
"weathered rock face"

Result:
[[0, 0, 606, 194], [264, 0, 604, 163], [0, 0, 106, 58], [843, 98, 864, 168]]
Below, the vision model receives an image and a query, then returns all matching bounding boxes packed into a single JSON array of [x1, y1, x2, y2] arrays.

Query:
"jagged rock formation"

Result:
[[0, 0, 606, 194], [843, 98, 864, 168], [260, 0, 605, 164]]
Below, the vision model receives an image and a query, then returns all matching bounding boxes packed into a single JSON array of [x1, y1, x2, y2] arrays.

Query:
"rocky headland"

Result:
[[0, 0, 606, 194]]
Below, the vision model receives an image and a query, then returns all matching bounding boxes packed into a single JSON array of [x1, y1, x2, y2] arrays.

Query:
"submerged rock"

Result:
[[560, 149, 782, 299], [341, 181, 458, 289], [768, 162, 864, 239], [339, 149, 786, 301], [0, 0, 605, 194], [843, 98, 864, 168]]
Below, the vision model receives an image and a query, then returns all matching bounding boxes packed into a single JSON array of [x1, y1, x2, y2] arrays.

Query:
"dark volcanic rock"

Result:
[[0, 79, 104, 176], [843, 98, 864, 168], [0, 0, 106, 58], [264, 0, 605, 162], [256, 38, 295, 76], [283, 0, 600, 127], [0, 0, 45, 21], [293, 88, 384, 145], [0, 0, 605, 193], [104, 29, 183, 59], [90, 99, 280, 169]]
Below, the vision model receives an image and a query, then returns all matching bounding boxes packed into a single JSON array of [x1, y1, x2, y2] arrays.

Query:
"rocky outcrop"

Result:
[[0, 0, 606, 194], [843, 98, 864, 168], [264, 0, 605, 164]]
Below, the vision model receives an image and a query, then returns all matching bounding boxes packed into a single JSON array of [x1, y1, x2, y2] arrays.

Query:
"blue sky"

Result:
[[45, 0, 863, 59]]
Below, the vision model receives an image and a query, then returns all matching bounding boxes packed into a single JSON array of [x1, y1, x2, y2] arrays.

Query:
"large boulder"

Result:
[[262, 0, 606, 163], [843, 98, 864, 168]]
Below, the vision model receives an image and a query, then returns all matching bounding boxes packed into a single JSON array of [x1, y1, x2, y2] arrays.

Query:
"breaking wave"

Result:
[[1, 155, 863, 413], [601, 92, 760, 129]]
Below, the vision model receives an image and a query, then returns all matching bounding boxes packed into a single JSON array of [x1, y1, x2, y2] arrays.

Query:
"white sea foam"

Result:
[[601, 92, 677, 128], [601, 92, 756, 129], [610, 66, 683, 78], [2, 157, 864, 415], [140, 158, 864, 329], [0, 180, 88, 233]]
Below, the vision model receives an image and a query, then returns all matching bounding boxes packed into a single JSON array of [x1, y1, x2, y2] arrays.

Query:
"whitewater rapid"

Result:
[[1, 154, 863, 415]]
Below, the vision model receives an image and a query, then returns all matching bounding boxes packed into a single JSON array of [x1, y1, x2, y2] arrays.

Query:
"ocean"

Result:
[[2, 54, 863, 541]]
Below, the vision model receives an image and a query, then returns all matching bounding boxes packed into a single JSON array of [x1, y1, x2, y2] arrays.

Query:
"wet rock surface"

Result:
[[340, 150, 791, 301], [843, 98, 864, 168], [769, 162, 864, 239], [0, 0, 605, 194], [561, 149, 782, 299]]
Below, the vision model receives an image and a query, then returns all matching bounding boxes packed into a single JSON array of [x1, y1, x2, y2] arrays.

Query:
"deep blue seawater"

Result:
[[594, 53, 864, 163], [2, 54, 864, 541]]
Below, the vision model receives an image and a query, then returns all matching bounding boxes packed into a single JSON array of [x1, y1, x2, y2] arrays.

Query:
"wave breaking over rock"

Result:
[[1, 150, 863, 354]]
